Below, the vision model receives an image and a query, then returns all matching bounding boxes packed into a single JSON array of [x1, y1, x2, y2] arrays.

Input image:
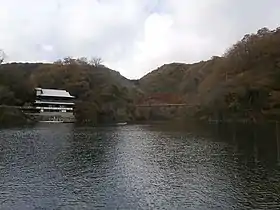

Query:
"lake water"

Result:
[[1, 122, 280, 209]]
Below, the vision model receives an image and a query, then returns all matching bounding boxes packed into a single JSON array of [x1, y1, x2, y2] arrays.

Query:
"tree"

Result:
[[54, 56, 104, 67], [74, 101, 99, 124], [76, 57, 88, 65], [54, 56, 78, 65], [0, 49, 5, 64], [62, 56, 76, 65], [89, 57, 103, 67], [0, 86, 17, 105], [53, 59, 63, 65], [257, 27, 270, 37]]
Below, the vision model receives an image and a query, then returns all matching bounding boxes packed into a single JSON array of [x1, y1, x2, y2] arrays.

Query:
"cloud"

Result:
[[41, 44, 54, 52], [0, 0, 280, 78]]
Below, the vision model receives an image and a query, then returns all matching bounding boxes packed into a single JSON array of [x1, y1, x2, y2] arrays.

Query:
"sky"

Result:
[[0, 0, 280, 79]]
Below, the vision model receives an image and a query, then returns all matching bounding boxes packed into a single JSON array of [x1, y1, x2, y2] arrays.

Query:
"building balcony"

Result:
[[35, 106, 73, 113], [34, 100, 75, 106]]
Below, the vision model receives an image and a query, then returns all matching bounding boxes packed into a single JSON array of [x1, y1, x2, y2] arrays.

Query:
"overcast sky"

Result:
[[0, 0, 280, 79]]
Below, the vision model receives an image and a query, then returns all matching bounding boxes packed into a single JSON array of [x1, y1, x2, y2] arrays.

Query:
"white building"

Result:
[[34, 88, 75, 113]]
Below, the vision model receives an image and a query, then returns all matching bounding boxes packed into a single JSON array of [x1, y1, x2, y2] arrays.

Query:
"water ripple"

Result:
[[1, 123, 280, 209]]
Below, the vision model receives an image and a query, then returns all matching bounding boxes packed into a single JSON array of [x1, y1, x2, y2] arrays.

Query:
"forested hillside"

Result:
[[138, 27, 280, 121], [1, 26, 280, 123], [0, 58, 142, 123]]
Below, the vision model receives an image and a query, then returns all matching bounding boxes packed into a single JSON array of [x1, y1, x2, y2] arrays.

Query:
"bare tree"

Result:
[[62, 56, 76, 65], [53, 59, 63, 65], [89, 57, 103, 67], [76, 57, 88, 65], [0, 49, 5, 64], [257, 27, 270, 37], [54, 56, 104, 67]]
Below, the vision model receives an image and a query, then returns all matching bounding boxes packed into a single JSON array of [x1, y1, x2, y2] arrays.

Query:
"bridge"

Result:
[[135, 104, 198, 107], [1, 104, 198, 109]]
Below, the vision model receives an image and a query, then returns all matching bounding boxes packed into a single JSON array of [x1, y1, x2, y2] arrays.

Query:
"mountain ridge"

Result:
[[1, 26, 280, 123], [136, 26, 280, 120]]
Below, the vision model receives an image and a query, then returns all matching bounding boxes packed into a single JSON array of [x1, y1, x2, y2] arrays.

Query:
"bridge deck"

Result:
[[1, 104, 197, 108], [136, 104, 196, 107]]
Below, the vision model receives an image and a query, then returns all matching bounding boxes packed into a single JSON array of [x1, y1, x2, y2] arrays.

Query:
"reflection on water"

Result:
[[1, 122, 280, 209]]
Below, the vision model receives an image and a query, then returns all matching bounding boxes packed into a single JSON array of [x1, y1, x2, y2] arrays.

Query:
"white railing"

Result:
[[35, 107, 73, 111], [35, 100, 75, 105]]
